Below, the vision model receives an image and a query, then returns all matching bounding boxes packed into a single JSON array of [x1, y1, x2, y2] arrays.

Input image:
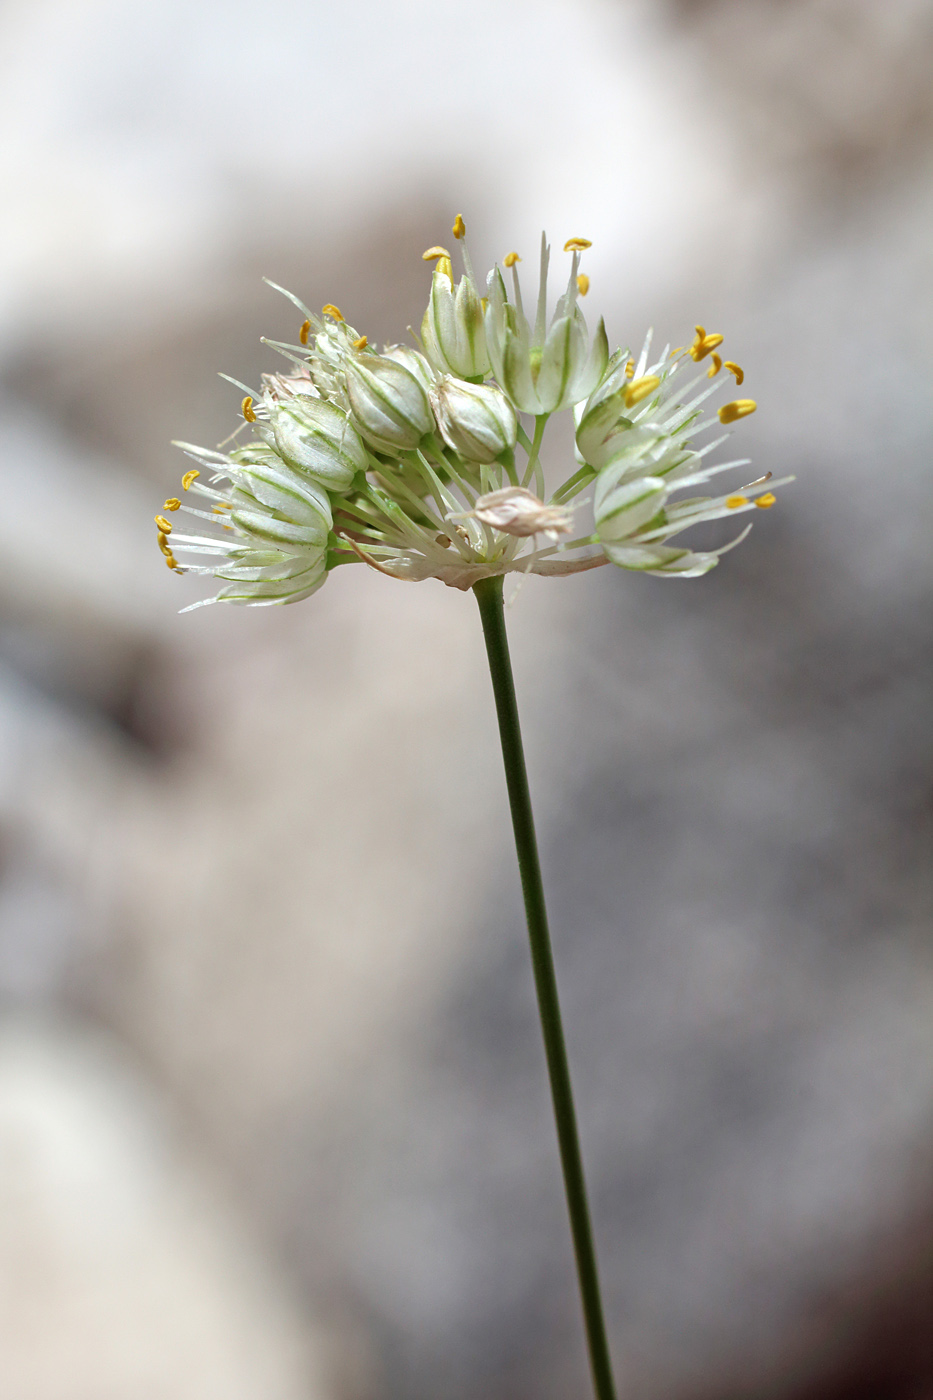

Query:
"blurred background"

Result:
[[0, 0, 931, 1396]]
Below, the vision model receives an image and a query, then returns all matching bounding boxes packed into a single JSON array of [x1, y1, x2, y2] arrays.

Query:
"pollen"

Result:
[[754, 492, 776, 508], [163, 497, 181, 512], [624, 375, 660, 408], [422, 246, 450, 262], [689, 325, 724, 361], [725, 495, 748, 509], [718, 399, 757, 424], [321, 304, 344, 321], [576, 274, 590, 296], [625, 359, 635, 378], [353, 336, 368, 351], [707, 353, 723, 378], [241, 396, 257, 423], [154, 515, 173, 533], [724, 360, 744, 385], [165, 555, 179, 570], [563, 237, 592, 252], [182, 470, 200, 491], [157, 532, 172, 553], [299, 319, 311, 345], [452, 214, 466, 240], [504, 251, 521, 267]]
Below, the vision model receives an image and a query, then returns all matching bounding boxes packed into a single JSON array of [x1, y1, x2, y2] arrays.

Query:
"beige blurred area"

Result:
[[0, 1, 931, 1397]]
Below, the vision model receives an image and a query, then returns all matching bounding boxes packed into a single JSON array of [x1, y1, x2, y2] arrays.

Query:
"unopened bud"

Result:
[[344, 352, 434, 454], [432, 377, 517, 463]]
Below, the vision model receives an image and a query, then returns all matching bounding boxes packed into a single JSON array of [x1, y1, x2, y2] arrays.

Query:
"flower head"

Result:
[[156, 217, 788, 606]]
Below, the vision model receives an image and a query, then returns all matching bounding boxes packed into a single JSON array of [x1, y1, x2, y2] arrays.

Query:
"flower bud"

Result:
[[432, 376, 517, 463], [260, 395, 367, 493], [422, 266, 490, 379], [344, 352, 434, 454]]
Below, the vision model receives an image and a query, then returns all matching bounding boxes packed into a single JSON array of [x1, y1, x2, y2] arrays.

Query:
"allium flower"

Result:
[[156, 213, 788, 606], [431, 376, 517, 464], [483, 235, 609, 414]]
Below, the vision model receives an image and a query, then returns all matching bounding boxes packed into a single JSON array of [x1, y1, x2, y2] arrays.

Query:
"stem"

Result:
[[473, 575, 617, 1400], [522, 413, 549, 493]]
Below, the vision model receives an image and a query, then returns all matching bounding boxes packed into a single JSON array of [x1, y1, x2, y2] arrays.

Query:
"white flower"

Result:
[[431, 376, 517, 464], [483, 235, 608, 415], [343, 350, 435, 454], [421, 249, 490, 380], [159, 220, 788, 606], [157, 445, 332, 608], [255, 376, 368, 492]]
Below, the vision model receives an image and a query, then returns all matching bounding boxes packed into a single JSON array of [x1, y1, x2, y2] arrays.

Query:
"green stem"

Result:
[[473, 574, 617, 1400]]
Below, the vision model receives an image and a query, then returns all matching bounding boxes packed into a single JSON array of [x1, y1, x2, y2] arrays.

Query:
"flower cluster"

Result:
[[156, 216, 787, 607]]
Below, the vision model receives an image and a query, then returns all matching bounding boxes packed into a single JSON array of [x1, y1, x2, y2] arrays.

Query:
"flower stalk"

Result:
[[474, 574, 617, 1400]]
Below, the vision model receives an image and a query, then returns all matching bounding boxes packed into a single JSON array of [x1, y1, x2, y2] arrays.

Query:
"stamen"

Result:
[[157, 533, 172, 554], [725, 495, 748, 509], [163, 497, 181, 511], [754, 492, 776, 508], [452, 214, 466, 240], [625, 359, 635, 379], [576, 274, 590, 296], [504, 252, 521, 267], [624, 375, 660, 408], [165, 555, 179, 570], [435, 533, 452, 548], [182, 470, 200, 491], [422, 247, 450, 262], [299, 319, 311, 345], [724, 360, 744, 385], [436, 255, 453, 280], [718, 399, 757, 424], [241, 396, 257, 422], [689, 325, 725, 361], [707, 353, 723, 378], [353, 336, 368, 351], [154, 515, 173, 533], [563, 237, 592, 252], [741, 472, 772, 490], [321, 304, 344, 321]]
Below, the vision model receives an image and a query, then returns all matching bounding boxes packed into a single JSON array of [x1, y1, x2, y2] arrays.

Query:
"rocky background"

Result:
[[0, 2, 930, 1398]]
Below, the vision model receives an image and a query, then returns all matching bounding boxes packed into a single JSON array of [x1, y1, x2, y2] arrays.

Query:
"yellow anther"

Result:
[[452, 214, 466, 240], [754, 492, 776, 508], [689, 325, 724, 361], [624, 375, 660, 408], [725, 495, 748, 509], [299, 319, 311, 345], [625, 358, 635, 379], [163, 497, 181, 512], [707, 353, 723, 378], [436, 255, 453, 280], [718, 399, 757, 424], [165, 554, 178, 570], [481, 297, 488, 312], [422, 246, 450, 262], [157, 532, 172, 553], [154, 514, 173, 533], [241, 395, 257, 423], [576, 274, 590, 296], [724, 360, 744, 385], [321, 303, 344, 321], [182, 470, 200, 491], [353, 335, 368, 351], [563, 237, 592, 252], [503, 251, 521, 268]]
